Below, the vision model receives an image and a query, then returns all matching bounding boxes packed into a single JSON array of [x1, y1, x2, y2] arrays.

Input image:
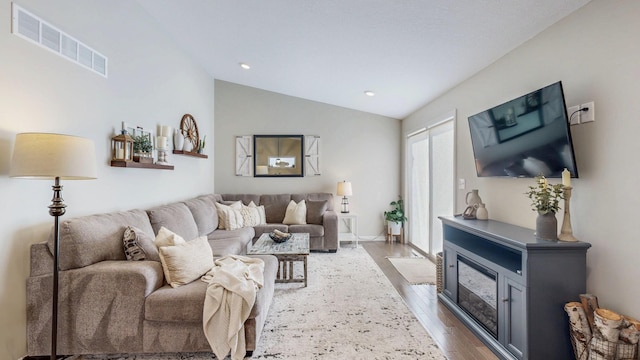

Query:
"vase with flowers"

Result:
[[526, 175, 564, 241]]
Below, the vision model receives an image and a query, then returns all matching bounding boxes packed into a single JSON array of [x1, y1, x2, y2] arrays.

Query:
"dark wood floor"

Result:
[[361, 241, 498, 360]]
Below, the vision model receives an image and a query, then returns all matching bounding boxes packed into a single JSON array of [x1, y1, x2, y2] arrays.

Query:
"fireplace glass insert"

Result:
[[457, 255, 498, 338]]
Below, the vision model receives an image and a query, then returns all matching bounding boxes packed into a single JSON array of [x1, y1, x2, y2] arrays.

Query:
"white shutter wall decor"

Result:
[[235, 136, 253, 176], [304, 135, 321, 176], [11, 3, 108, 78]]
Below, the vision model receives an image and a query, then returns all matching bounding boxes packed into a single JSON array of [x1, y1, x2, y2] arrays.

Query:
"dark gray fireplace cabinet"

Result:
[[438, 216, 591, 360]]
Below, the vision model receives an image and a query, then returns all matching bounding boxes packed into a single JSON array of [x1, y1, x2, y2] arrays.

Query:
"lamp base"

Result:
[[340, 196, 350, 213]]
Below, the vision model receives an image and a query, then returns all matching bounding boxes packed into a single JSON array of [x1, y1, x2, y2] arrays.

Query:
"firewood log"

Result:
[[593, 308, 623, 342], [565, 301, 592, 360], [580, 293, 600, 332], [619, 316, 640, 345]]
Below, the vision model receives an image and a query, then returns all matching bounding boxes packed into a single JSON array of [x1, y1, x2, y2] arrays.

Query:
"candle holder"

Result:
[[157, 149, 169, 165], [558, 186, 578, 242]]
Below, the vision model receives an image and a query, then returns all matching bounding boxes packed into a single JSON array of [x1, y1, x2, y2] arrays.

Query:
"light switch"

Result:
[[458, 178, 466, 190]]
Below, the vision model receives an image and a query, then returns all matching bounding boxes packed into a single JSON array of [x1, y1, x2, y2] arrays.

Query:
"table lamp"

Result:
[[10, 133, 97, 360], [336, 180, 352, 213]]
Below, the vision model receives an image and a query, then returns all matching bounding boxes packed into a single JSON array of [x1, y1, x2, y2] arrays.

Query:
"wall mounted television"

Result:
[[468, 81, 578, 178]]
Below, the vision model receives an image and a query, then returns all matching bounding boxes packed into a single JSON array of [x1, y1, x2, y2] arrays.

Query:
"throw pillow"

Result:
[[306, 200, 328, 225], [155, 226, 186, 248], [123, 226, 161, 262], [248, 201, 267, 224], [282, 200, 307, 225], [158, 236, 214, 288], [123, 226, 146, 261], [215, 201, 242, 230], [223, 208, 244, 230], [240, 205, 261, 227]]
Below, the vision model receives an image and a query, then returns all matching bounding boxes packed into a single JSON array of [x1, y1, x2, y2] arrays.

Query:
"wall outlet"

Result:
[[458, 178, 466, 190], [567, 105, 581, 125], [580, 101, 595, 123]]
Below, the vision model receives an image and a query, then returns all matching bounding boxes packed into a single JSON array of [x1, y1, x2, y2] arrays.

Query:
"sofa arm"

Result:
[[27, 260, 164, 356], [323, 210, 339, 250]]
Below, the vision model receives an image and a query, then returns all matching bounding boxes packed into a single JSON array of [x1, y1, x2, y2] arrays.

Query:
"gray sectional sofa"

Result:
[[26, 192, 337, 357]]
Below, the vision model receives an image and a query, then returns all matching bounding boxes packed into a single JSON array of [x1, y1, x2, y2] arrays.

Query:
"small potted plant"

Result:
[[198, 135, 206, 154], [384, 197, 407, 235], [132, 135, 153, 163], [526, 175, 564, 240]]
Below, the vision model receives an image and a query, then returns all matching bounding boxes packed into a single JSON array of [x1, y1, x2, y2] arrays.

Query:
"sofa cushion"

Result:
[[288, 224, 324, 237], [123, 226, 160, 261], [51, 209, 154, 271], [282, 200, 307, 225], [207, 227, 255, 256], [305, 193, 335, 212], [248, 201, 267, 224], [147, 203, 199, 241], [221, 194, 261, 206], [223, 207, 244, 230], [158, 236, 213, 288], [183, 196, 218, 235], [214, 201, 242, 230], [155, 226, 186, 248], [208, 227, 255, 242], [144, 255, 278, 322], [240, 205, 262, 227], [260, 194, 292, 223], [306, 200, 328, 225], [207, 238, 246, 257]]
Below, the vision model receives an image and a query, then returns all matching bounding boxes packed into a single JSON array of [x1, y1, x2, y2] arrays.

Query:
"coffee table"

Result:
[[248, 232, 310, 287]]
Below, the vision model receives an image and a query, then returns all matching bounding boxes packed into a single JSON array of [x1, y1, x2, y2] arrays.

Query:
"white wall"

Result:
[[214, 80, 400, 237], [0, 1, 215, 357], [403, 0, 640, 319]]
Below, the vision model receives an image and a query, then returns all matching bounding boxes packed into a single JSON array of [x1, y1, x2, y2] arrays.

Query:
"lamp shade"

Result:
[[336, 181, 352, 197], [10, 133, 98, 180]]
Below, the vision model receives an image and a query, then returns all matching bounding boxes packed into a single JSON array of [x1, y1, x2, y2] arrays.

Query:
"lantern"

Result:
[[111, 131, 133, 161]]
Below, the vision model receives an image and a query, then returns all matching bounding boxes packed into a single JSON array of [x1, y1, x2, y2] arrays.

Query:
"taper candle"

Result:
[[562, 168, 571, 187]]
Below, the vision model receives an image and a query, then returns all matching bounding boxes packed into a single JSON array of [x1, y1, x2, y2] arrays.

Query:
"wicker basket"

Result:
[[436, 252, 443, 293]]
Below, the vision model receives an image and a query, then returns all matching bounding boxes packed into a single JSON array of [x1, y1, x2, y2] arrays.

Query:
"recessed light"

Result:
[[239, 62, 251, 70], [364, 90, 375, 97]]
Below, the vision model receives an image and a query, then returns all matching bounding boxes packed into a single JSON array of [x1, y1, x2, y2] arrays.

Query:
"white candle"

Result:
[[121, 121, 125, 131], [161, 126, 171, 137], [116, 148, 124, 159], [562, 168, 571, 187], [157, 136, 167, 150]]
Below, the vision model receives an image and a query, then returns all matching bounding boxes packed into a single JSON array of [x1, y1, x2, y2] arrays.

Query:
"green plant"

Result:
[[132, 135, 153, 153], [526, 175, 564, 214], [384, 197, 408, 223], [199, 135, 206, 150]]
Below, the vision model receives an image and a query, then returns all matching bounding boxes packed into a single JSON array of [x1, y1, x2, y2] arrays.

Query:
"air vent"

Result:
[[11, 3, 108, 78]]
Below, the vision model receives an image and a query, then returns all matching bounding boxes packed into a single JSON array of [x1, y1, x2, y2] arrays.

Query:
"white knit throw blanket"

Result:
[[201, 255, 265, 360]]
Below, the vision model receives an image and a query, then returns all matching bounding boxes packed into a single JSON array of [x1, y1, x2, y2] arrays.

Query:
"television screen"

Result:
[[468, 81, 578, 178]]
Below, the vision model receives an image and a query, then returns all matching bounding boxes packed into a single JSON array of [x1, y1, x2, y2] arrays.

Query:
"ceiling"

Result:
[[136, 0, 591, 119]]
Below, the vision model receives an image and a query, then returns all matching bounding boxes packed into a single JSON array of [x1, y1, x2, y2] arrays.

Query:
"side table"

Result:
[[338, 213, 358, 247]]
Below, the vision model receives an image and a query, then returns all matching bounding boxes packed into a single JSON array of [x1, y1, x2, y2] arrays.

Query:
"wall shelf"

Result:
[[172, 150, 208, 159], [110, 160, 174, 170]]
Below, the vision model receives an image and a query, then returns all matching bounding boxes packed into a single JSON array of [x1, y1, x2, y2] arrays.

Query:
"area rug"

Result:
[[69, 247, 445, 359], [387, 257, 437, 285]]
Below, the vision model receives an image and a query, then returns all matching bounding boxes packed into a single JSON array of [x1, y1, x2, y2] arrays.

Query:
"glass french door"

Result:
[[406, 119, 454, 255]]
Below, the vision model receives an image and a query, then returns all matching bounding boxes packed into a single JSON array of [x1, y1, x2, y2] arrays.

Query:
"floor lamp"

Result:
[[10, 133, 97, 359]]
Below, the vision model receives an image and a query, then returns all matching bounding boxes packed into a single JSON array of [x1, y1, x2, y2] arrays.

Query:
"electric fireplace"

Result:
[[457, 255, 498, 338]]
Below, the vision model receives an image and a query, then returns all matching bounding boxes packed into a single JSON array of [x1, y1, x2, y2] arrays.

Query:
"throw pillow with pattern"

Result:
[[123, 226, 146, 261]]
